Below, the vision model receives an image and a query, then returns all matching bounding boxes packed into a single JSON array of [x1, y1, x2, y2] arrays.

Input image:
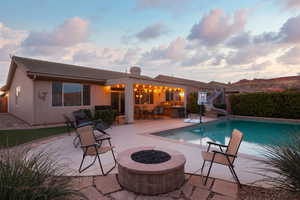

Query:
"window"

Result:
[[165, 90, 174, 101], [64, 83, 82, 106], [135, 90, 153, 104], [165, 90, 181, 101], [52, 82, 62, 106], [83, 85, 91, 106], [52, 82, 90, 106]]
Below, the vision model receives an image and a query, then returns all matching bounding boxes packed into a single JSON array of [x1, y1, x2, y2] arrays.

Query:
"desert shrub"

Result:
[[186, 92, 205, 114], [94, 109, 117, 125], [229, 92, 300, 119], [258, 135, 300, 193], [0, 148, 83, 200], [79, 109, 93, 120]]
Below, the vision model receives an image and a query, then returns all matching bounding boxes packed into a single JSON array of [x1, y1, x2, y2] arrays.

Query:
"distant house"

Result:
[[1, 56, 217, 125]]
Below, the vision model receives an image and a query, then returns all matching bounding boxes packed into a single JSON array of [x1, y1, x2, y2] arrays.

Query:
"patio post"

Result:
[[184, 88, 188, 118], [125, 82, 134, 123]]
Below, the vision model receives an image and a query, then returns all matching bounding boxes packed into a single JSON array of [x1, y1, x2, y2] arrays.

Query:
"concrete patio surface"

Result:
[[31, 118, 273, 186]]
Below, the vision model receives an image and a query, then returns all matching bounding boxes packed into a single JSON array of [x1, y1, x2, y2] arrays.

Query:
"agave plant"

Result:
[[0, 148, 83, 200], [259, 135, 300, 193]]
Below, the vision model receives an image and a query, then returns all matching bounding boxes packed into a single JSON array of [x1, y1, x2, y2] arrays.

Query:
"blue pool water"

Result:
[[155, 119, 300, 157]]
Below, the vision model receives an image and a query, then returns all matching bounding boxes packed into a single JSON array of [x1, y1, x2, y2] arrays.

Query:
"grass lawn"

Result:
[[0, 126, 69, 148]]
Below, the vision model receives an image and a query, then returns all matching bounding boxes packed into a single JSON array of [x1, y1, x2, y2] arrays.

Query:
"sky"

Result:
[[1, 0, 300, 85]]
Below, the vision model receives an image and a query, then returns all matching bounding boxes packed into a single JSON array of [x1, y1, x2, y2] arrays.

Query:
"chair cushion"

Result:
[[77, 121, 94, 128], [201, 151, 233, 166], [86, 146, 114, 156]]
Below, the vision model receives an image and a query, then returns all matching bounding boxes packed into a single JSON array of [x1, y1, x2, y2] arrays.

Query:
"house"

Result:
[[1, 56, 217, 126]]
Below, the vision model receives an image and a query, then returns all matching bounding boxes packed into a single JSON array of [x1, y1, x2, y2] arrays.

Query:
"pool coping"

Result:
[[230, 115, 300, 124], [139, 118, 264, 161]]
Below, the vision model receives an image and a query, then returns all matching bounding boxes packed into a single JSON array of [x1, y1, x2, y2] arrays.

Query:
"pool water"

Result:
[[155, 119, 300, 157]]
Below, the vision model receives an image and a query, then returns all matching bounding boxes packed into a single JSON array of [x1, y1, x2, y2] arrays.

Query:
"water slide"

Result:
[[204, 90, 228, 116], [184, 89, 227, 123]]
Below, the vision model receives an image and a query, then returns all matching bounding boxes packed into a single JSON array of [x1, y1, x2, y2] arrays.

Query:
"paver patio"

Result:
[[70, 174, 239, 200]]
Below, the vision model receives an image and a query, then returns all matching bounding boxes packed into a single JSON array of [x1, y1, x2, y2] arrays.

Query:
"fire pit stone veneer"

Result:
[[117, 146, 186, 195]]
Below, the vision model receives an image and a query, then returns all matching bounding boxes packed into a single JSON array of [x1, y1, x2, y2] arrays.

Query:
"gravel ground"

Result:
[[239, 185, 300, 200]]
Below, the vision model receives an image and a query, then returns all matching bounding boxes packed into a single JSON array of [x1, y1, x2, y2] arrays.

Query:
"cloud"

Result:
[[0, 22, 28, 85], [277, 47, 300, 65], [248, 61, 272, 71], [135, 23, 169, 41], [72, 45, 125, 65], [279, 15, 300, 43], [181, 52, 211, 67], [117, 48, 141, 65], [278, 0, 300, 10], [227, 32, 251, 48], [0, 22, 27, 63], [21, 17, 89, 56], [0, 23, 28, 46], [141, 37, 188, 62], [226, 44, 275, 65], [187, 8, 247, 46]]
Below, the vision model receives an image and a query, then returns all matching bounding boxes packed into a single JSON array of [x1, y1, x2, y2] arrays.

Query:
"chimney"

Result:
[[130, 66, 141, 76]]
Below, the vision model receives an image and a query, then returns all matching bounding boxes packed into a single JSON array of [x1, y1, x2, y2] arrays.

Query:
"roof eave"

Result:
[[27, 72, 106, 85], [2, 58, 18, 91]]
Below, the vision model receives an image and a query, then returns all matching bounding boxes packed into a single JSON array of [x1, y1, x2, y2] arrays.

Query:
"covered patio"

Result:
[[106, 76, 187, 123]]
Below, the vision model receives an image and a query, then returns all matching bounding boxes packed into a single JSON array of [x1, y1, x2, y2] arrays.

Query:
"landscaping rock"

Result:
[[70, 176, 93, 190], [94, 174, 122, 194], [190, 187, 210, 200], [109, 190, 137, 200], [211, 194, 234, 200], [181, 183, 194, 198], [212, 179, 238, 198], [80, 186, 109, 200], [188, 175, 214, 189]]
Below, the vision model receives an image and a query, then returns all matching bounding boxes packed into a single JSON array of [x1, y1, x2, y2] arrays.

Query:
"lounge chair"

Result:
[[201, 129, 243, 187], [77, 125, 116, 175]]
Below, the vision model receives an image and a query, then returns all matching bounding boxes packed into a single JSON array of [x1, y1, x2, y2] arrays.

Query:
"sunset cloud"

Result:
[[22, 17, 89, 56], [278, 0, 300, 10], [135, 23, 169, 41], [187, 8, 247, 46], [277, 47, 300, 65]]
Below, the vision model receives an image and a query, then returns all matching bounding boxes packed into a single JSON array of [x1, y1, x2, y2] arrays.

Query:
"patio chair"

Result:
[[63, 114, 76, 136], [201, 129, 243, 187], [63, 114, 82, 147], [73, 110, 110, 128], [69, 111, 111, 148], [77, 125, 117, 175], [72, 110, 95, 128], [152, 106, 164, 119]]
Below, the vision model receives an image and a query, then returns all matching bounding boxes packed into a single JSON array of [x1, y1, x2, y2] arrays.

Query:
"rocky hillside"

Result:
[[210, 76, 300, 93]]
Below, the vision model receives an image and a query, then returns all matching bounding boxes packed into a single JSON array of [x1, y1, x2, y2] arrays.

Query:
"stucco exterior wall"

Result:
[[33, 81, 110, 125], [8, 66, 34, 124]]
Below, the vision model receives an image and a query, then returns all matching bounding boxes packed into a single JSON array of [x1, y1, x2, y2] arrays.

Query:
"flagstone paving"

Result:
[[70, 174, 240, 200]]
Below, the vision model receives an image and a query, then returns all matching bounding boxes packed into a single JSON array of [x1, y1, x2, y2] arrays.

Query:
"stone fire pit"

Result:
[[117, 146, 186, 195]]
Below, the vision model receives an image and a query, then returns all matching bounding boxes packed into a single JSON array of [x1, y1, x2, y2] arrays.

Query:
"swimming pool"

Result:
[[155, 119, 300, 157]]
